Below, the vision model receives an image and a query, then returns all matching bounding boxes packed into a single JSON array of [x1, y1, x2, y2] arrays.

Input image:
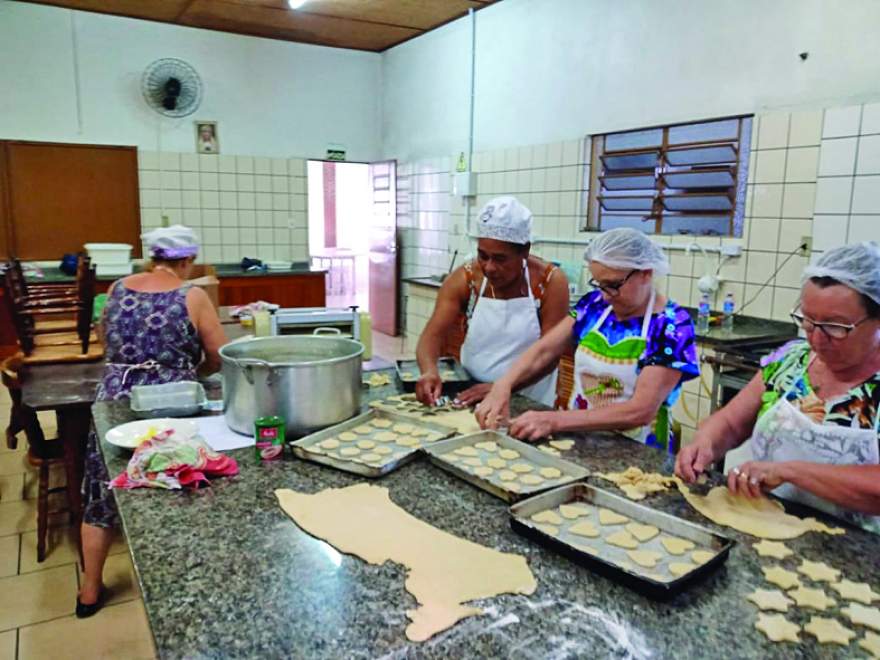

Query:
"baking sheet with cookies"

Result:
[[510, 483, 736, 600], [290, 410, 457, 477], [395, 357, 471, 392], [423, 431, 589, 503]]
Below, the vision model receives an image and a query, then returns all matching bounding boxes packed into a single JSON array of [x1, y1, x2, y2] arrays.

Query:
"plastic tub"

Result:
[[84, 243, 132, 264]]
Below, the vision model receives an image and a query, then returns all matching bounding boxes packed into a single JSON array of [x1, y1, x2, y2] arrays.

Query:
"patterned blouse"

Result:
[[569, 290, 700, 408], [760, 340, 880, 434]]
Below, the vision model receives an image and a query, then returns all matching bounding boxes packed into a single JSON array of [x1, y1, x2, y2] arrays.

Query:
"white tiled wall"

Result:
[[137, 151, 309, 264]]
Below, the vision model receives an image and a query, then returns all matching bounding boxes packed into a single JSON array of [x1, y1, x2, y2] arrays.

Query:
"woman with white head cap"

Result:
[[415, 196, 570, 407], [477, 227, 699, 452], [677, 242, 880, 532], [76, 225, 227, 617]]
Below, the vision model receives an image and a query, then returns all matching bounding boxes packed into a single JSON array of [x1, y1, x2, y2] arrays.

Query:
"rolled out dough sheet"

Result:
[[675, 478, 845, 539], [275, 484, 537, 642]]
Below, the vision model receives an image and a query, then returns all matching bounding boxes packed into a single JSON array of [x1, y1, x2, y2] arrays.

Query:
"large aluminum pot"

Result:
[[220, 333, 364, 436]]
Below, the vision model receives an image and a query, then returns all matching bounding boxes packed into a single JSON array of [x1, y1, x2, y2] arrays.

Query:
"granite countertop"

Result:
[[94, 370, 876, 659], [27, 262, 325, 283]]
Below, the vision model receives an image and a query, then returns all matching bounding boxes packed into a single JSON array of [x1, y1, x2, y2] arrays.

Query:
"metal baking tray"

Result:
[[423, 431, 589, 503], [395, 357, 471, 392], [290, 409, 458, 478], [130, 381, 207, 418], [509, 482, 735, 600]]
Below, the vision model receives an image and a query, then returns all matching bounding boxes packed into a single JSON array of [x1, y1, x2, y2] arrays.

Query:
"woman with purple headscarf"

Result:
[[76, 225, 226, 617]]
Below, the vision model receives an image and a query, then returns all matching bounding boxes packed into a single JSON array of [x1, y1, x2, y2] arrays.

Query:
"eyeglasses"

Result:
[[790, 308, 869, 340], [589, 270, 637, 296]]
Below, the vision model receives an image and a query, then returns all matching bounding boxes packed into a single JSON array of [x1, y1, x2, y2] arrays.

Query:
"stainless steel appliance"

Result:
[[269, 306, 360, 340], [703, 339, 791, 412]]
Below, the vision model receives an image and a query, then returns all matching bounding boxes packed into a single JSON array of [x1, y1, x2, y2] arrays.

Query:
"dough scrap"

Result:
[[753, 540, 793, 560], [625, 522, 659, 543], [353, 425, 374, 435], [393, 423, 414, 434], [691, 550, 715, 565], [789, 586, 836, 611], [675, 478, 846, 539], [762, 566, 801, 590], [559, 504, 589, 520], [567, 520, 600, 538], [597, 467, 676, 500], [660, 537, 695, 555], [842, 603, 880, 632], [357, 440, 376, 450], [747, 588, 794, 612], [755, 613, 801, 643], [831, 579, 880, 605], [531, 511, 563, 525], [511, 463, 534, 474], [797, 559, 841, 583], [669, 562, 696, 577], [275, 484, 537, 642], [860, 631, 880, 659], [499, 449, 520, 460], [549, 439, 575, 451], [339, 446, 360, 457], [319, 438, 340, 449], [498, 470, 517, 482], [803, 616, 856, 645], [455, 447, 479, 457], [627, 550, 663, 568], [487, 457, 507, 469], [539, 467, 562, 479], [473, 466, 494, 478], [598, 509, 629, 526], [365, 373, 391, 387], [339, 431, 358, 442], [474, 441, 499, 452], [535, 524, 559, 536], [520, 474, 543, 486], [371, 419, 393, 429], [606, 530, 639, 549]]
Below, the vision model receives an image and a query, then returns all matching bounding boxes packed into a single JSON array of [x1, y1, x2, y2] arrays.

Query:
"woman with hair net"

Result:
[[677, 242, 880, 533], [477, 228, 698, 452]]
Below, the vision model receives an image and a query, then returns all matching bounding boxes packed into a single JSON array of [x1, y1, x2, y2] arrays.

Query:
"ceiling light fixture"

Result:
[[287, 0, 307, 8]]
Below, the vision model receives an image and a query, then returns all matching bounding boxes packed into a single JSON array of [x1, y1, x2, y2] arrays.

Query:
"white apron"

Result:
[[459, 261, 557, 406], [569, 289, 663, 446], [751, 357, 880, 534]]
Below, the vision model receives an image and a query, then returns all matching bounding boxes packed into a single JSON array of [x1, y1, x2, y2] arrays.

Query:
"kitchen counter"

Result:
[[403, 275, 445, 288], [95, 373, 875, 659], [26, 262, 325, 284]]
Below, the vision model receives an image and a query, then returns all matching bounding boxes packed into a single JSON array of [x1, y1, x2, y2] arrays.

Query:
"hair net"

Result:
[[584, 228, 670, 277], [142, 225, 200, 260], [802, 241, 880, 305], [476, 196, 532, 245]]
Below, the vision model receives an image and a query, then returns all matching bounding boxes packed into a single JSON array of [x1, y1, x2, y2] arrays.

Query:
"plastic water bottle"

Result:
[[697, 293, 711, 333], [722, 293, 735, 331]]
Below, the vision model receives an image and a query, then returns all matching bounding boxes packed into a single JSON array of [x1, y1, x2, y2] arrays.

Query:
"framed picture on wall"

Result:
[[195, 121, 219, 154]]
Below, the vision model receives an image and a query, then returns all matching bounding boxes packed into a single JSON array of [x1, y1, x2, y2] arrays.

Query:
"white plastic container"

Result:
[[84, 243, 132, 264], [95, 263, 134, 277]]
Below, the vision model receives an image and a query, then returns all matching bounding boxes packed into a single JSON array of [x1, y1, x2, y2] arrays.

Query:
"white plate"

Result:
[[104, 418, 199, 449]]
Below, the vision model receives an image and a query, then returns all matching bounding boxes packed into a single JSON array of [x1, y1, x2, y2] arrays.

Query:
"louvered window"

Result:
[[586, 116, 752, 236]]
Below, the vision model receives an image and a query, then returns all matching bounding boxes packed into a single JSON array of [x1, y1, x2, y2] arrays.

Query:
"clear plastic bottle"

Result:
[[722, 292, 735, 331], [697, 292, 711, 333]]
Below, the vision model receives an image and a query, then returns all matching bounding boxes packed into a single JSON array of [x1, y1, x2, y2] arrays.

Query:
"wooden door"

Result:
[[1, 141, 141, 260], [368, 160, 398, 335]]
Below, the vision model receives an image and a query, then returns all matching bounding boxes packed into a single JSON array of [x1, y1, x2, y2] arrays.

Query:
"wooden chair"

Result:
[[0, 356, 69, 561], [10, 258, 80, 300]]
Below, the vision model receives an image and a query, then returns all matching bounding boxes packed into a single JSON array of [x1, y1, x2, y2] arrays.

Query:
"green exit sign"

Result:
[[326, 148, 346, 161]]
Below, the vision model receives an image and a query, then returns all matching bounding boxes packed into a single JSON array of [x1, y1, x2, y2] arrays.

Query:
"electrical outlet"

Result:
[[799, 235, 812, 257]]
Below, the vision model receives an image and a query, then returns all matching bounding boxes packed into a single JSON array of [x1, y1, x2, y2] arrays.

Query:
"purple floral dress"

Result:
[[83, 283, 203, 528]]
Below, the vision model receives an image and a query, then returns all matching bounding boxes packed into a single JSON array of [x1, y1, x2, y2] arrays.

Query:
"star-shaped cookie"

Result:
[[831, 579, 880, 605], [788, 586, 836, 611], [803, 616, 856, 645], [797, 559, 841, 583], [755, 613, 800, 643], [841, 603, 880, 632], [860, 631, 880, 659], [762, 565, 801, 590], [747, 588, 794, 612], [752, 540, 793, 560]]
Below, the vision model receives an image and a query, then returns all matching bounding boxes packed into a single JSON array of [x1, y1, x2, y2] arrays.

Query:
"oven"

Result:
[[703, 339, 791, 413]]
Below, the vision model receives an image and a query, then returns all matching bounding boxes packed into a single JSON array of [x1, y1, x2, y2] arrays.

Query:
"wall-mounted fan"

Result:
[[141, 58, 203, 118]]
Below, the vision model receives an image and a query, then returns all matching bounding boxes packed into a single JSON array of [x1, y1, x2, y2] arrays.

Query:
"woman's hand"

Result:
[[509, 411, 557, 442], [454, 382, 493, 407], [674, 437, 717, 483], [475, 384, 512, 429], [415, 372, 442, 406], [727, 460, 787, 498]]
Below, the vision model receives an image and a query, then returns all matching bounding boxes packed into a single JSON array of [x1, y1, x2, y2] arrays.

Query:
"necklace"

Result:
[[153, 265, 182, 280]]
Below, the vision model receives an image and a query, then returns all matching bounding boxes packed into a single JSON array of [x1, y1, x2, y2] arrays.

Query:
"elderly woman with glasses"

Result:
[[477, 228, 699, 453], [676, 242, 880, 532]]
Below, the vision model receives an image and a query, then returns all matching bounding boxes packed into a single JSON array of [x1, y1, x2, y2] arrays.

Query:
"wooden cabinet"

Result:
[[217, 272, 326, 308]]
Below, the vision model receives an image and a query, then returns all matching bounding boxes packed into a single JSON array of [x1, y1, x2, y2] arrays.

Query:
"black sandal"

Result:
[[75, 587, 106, 619]]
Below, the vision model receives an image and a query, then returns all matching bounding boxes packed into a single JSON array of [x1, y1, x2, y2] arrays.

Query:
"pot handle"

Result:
[[233, 357, 271, 386], [313, 327, 342, 336]]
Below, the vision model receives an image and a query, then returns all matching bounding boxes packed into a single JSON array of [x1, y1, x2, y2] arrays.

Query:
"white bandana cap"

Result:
[[476, 196, 532, 245], [142, 225, 200, 259]]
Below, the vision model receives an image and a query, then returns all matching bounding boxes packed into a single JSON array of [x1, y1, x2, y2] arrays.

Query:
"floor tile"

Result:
[[18, 599, 155, 660], [0, 474, 23, 502], [0, 451, 27, 476], [77, 551, 140, 606], [0, 499, 68, 536], [0, 564, 77, 631], [22, 464, 66, 501], [0, 534, 19, 578], [19, 527, 80, 574], [0, 630, 15, 660]]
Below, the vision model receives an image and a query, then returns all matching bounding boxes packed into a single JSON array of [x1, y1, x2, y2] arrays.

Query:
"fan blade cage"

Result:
[[142, 58, 203, 118]]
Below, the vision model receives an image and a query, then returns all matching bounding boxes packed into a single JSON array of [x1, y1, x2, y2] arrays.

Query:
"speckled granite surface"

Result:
[[95, 371, 877, 659]]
